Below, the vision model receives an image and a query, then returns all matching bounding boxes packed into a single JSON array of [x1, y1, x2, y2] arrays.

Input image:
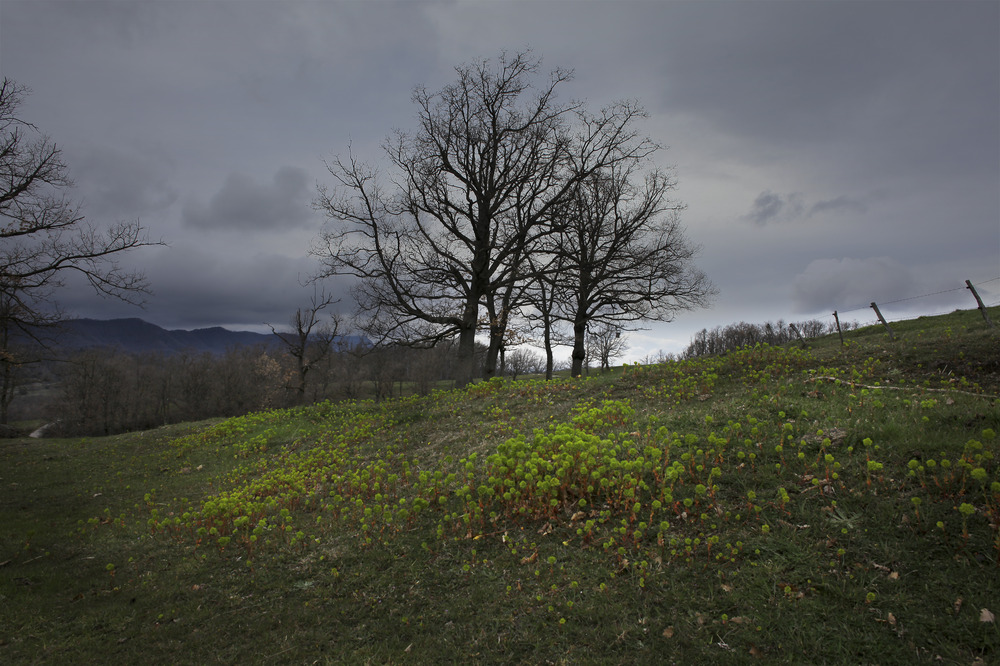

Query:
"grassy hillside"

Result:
[[2, 308, 998, 664]]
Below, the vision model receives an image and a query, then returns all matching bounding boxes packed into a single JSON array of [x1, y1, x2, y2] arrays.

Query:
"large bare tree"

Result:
[[551, 162, 715, 377], [0, 78, 160, 423], [313, 51, 660, 386]]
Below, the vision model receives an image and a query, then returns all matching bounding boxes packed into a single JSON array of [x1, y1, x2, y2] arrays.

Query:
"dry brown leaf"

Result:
[[954, 597, 964, 614], [570, 511, 586, 522], [888, 571, 899, 581], [663, 626, 675, 638], [520, 551, 537, 565], [980, 608, 995, 623], [749, 645, 762, 658], [721, 584, 733, 593], [887, 612, 897, 626]]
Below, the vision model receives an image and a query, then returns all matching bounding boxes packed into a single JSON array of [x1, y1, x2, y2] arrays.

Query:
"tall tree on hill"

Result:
[[551, 162, 715, 377], [0, 78, 160, 424], [313, 50, 661, 386]]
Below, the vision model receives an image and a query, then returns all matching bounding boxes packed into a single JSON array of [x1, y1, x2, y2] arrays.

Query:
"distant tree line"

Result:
[[681, 318, 859, 359], [4, 292, 565, 437], [12, 338, 487, 437]]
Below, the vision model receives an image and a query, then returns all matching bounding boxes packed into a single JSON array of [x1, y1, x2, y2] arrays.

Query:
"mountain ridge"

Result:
[[48, 317, 284, 356]]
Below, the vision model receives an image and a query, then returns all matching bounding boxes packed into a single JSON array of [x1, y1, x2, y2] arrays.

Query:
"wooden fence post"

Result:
[[965, 280, 995, 328], [870, 302, 895, 340], [832, 311, 845, 346], [788, 323, 806, 348]]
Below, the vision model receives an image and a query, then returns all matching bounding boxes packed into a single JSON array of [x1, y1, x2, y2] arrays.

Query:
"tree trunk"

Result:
[[0, 360, 13, 425], [455, 298, 480, 388], [570, 318, 587, 378], [543, 315, 555, 380], [483, 329, 504, 380]]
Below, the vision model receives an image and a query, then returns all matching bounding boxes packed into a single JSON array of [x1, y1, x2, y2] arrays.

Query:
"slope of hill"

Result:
[[1, 307, 997, 663]]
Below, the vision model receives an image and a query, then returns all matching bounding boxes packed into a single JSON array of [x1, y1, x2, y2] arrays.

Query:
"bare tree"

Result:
[[268, 289, 341, 404], [522, 251, 572, 380], [0, 78, 160, 422], [551, 163, 714, 377], [586, 323, 629, 373], [504, 347, 544, 380], [313, 50, 662, 386]]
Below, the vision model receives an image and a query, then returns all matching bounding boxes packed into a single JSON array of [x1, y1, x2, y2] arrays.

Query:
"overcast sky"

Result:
[[2, 0, 997, 361]]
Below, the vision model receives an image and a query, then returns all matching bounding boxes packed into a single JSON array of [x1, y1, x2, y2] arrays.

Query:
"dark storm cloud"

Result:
[[651, 1, 1000, 177], [58, 242, 349, 331], [72, 144, 178, 220], [182, 167, 315, 232], [140, 246, 320, 327]]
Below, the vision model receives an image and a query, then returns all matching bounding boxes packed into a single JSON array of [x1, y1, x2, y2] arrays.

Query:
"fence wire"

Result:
[[832, 277, 1000, 321]]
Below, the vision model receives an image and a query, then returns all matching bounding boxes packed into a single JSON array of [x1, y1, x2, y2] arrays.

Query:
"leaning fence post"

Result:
[[870, 302, 895, 340], [833, 311, 845, 346], [788, 323, 806, 348], [965, 280, 995, 328]]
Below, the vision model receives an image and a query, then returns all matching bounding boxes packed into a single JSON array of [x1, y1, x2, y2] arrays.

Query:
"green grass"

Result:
[[2, 307, 998, 664]]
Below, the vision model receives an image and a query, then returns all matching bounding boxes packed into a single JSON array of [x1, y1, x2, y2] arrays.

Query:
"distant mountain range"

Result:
[[44, 318, 286, 356]]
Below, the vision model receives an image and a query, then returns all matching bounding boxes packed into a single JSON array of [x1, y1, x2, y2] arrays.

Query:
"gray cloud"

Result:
[[745, 191, 805, 226], [809, 196, 868, 217], [790, 257, 914, 314], [182, 167, 314, 232], [745, 191, 870, 226]]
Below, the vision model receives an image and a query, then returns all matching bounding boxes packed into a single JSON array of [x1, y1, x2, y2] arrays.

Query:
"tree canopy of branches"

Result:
[[313, 50, 673, 386], [0, 78, 159, 422], [548, 163, 714, 377]]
